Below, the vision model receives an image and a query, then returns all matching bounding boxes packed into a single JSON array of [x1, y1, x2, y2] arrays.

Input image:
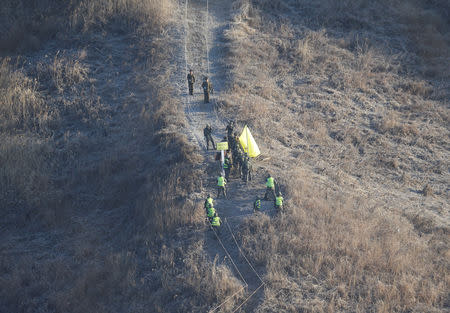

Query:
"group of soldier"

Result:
[[187, 70, 284, 234], [204, 121, 252, 183], [187, 69, 213, 103], [202, 120, 284, 234]]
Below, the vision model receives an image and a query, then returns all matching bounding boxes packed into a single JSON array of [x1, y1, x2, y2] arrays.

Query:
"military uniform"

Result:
[[223, 156, 231, 181], [242, 157, 249, 182], [203, 125, 215, 150], [217, 175, 227, 198], [187, 72, 195, 95], [204, 196, 214, 212], [211, 214, 222, 235], [226, 122, 234, 140], [264, 176, 276, 200], [202, 78, 213, 103], [275, 195, 284, 212]]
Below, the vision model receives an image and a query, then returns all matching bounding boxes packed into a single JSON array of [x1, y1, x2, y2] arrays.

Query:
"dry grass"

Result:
[[71, 0, 175, 34], [0, 0, 223, 312], [0, 59, 51, 131], [219, 0, 449, 311], [239, 173, 448, 312]]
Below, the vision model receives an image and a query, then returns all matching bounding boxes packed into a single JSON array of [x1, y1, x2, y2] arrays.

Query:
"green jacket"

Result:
[[276, 196, 283, 206], [207, 207, 216, 218], [217, 176, 226, 187], [211, 216, 221, 226], [266, 177, 274, 188]]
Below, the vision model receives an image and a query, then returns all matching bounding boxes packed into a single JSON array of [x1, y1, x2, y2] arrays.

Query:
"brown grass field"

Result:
[[1, 0, 448, 312]]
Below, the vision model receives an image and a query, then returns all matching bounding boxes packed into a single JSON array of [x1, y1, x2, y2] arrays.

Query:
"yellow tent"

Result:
[[239, 125, 260, 158]]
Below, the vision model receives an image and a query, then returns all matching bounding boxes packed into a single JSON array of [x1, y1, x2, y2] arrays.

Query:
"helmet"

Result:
[[207, 194, 211, 198], [278, 192, 282, 196]]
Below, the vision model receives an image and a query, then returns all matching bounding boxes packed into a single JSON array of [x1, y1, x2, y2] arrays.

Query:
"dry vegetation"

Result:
[[0, 0, 244, 312], [1, 0, 448, 312], [217, 0, 449, 311]]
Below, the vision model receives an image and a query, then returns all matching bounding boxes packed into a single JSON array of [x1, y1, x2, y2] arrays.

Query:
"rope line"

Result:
[[222, 209, 276, 219], [207, 286, 245, 313], [210, 224, 248, 288], [232, 283, 265, 313], [183, 1, 266, 311], [225, 218, 265, 284]]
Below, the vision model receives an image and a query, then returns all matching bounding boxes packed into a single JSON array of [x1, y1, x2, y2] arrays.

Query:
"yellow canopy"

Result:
[[239, 125, 260, 158]]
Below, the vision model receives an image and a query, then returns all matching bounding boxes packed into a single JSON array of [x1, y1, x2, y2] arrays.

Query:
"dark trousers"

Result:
[[205, 134, 215, 150], [204, 91, 209, 103], [242, 169, 248, 182], [217, 186, 226, 198], [264, 187, 276, 201], [224, 168, 230, 180], [188, 83, 194, 95]]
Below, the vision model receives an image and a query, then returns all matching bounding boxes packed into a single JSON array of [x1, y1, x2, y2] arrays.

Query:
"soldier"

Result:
[[223, 156, 232, 181], [253, 196, 261, 212], [201, 77, 213, 103], [232, 146, 242, 176], [226, 121, 234, 140], [203, 124, 215, 150], [275, 192, 284, 212], [242, 155, 249, 182], [207, 205, 216, 222], [264, 174, 276, 201], [210, 212, 222, 235], [204, 194, 214, 212], [187, 69, 195, 95], [247, 156, 253, 181], [228, 132, 236, 153], [217, 174, 227, 198], [242, 154, 252, 182]]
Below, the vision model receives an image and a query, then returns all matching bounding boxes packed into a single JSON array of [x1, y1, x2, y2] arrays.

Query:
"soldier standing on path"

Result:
[[210, 212, 222, 235], [204, 194, 214, 213], [223, 155, 232, 181], [233, 147, 242, 177], [202, 77, 213, 103], [242, 154, 249, 182], [275, 192, 284, 212], [264, 174, 276, 201], [226, 121, 234, 141], [187, 69, 195, 95], [203, 124, 215, 150], [217, 173, 227, 198]]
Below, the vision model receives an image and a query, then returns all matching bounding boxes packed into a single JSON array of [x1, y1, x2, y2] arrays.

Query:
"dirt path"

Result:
[[173, 0, 275, 310]]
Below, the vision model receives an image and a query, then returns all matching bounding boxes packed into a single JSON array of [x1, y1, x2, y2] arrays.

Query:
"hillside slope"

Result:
[[217, 0, 449, 311]]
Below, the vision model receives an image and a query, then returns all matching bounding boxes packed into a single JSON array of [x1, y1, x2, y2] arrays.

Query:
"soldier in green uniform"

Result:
[[264, 174, 276, 200], [223, 156, 232, 181], [187, 69, 195, 95], [253, 197, 261, 212], [203, 124, 215, 150], [217, 174, 227, 198], [210, 212, 222, 235], [275, 192, 284, 212], [201, 77, 213, 103]]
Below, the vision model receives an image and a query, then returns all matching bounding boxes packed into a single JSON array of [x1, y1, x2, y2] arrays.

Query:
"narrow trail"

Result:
[[173, 0, 276, 310]]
